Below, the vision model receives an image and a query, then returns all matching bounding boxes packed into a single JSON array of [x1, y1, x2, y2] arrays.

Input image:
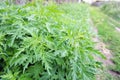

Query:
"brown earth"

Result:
[[89, 19, 119, 79]]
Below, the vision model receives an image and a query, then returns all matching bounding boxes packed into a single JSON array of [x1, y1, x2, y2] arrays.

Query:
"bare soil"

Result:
[[90, 19, 120, 79], [115, 27, 120, 32]]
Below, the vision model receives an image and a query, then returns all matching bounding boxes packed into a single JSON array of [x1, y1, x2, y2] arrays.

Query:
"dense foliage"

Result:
[[101, 2, 120, 22], [0, 2, 101, 80]]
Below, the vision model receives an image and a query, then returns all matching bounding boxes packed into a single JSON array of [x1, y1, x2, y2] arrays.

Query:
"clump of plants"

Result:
[[0, 1, 101, 80], [101, 1, 120, 21]]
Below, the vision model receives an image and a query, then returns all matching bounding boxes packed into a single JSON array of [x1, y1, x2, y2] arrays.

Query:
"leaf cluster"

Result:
[[0, 2, 101, 80]]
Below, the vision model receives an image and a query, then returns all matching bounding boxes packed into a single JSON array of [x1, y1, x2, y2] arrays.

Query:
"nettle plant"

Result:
[[0, 2, 102, 80]]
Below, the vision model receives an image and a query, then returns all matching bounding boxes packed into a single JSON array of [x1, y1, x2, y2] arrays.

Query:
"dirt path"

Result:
[[115, 27, 120, 32], [89, 19, 113, 66], [93, 26, 120, 79], [92, 27, 113, 66], [89, 19, 120, 79]]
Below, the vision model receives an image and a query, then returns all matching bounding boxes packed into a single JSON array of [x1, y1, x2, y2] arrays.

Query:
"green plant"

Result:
[[0, 2, 101, 80], [101, 2, 120, 22]]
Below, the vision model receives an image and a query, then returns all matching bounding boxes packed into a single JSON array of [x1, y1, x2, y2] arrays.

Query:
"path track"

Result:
[[90, 19, 120, 79]]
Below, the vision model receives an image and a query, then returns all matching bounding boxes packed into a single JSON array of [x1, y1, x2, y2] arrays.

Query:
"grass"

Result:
[[90, 7, 120, 79], [101, 2, 120, 22]]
